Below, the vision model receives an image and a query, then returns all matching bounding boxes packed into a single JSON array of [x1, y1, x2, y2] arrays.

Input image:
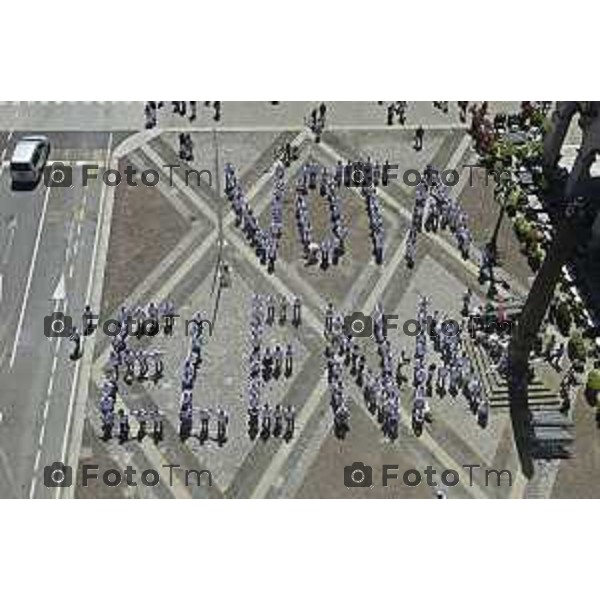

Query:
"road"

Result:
[[0, 132, 113, 498]]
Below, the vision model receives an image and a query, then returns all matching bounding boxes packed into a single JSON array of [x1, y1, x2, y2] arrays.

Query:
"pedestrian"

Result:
[[279, 295, 288, 326], [284, 405, 296, 440], [82, 305, 95, 336], [69, 326, 82, 360], [285, 343, 294, 378], [216, 407, 228, 443], [292, 297, 302, 327], [414, 125, 424, 151]]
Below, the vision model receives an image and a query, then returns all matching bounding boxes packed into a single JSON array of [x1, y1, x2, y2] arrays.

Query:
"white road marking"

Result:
[[0, 273, 3, 304], [47, 373, 55, 397], [51, 273, 66, 303], [28, 477, 37, 499], [33, 449, 41, 472], [38, 421, 46, 447], [9, 186, 52, 370]]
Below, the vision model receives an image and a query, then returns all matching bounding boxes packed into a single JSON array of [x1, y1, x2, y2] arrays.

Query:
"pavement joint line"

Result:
[[113, 129, 163, 160], [105, 227, 206, 316], [134, 125, 468, 134], [139, 144, 219, 223], [446, 133, 471, 172], [129, 152, 196, 222]]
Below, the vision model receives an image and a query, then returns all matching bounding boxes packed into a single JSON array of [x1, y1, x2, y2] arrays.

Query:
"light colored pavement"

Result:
[[0, 101, 523, 132]]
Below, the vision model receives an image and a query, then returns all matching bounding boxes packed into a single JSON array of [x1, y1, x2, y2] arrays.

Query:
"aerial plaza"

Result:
[[1, 101, 599, 499]]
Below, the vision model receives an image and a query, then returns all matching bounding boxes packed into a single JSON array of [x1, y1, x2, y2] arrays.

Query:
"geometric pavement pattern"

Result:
[[78, 125, 559, 499]]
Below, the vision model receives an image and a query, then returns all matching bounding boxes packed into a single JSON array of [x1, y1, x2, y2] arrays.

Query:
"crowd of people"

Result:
[[407, 293, 492, 434], [383, 101, 407, 126], [179, 311, 229, 445], [144, 101, 221, 129], [91, 101, 572, 453], [226, 162, 285, 273], [295, 163, 348, 268], [247, 294, 298, 441], [93, 299, 233, 446], [97, 301, 177, 442], [227, 155, 394, 271], [320, 289, 506, 441], [323, 302, 400, 439], [307, 103, 327, 142], [404, 165, 472, 268]]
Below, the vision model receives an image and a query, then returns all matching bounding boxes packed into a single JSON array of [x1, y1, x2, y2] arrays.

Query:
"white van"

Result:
[[10, 135, 51, 188]]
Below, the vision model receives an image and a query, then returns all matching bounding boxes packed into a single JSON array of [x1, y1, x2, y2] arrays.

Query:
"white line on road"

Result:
[[85, 141, 110, 305], [47, 373, 55, 397], [33, 449, 41, 472], [38, 421, 46, 446], [28, 476, 37, 499], [9, 186, 52, 370]]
